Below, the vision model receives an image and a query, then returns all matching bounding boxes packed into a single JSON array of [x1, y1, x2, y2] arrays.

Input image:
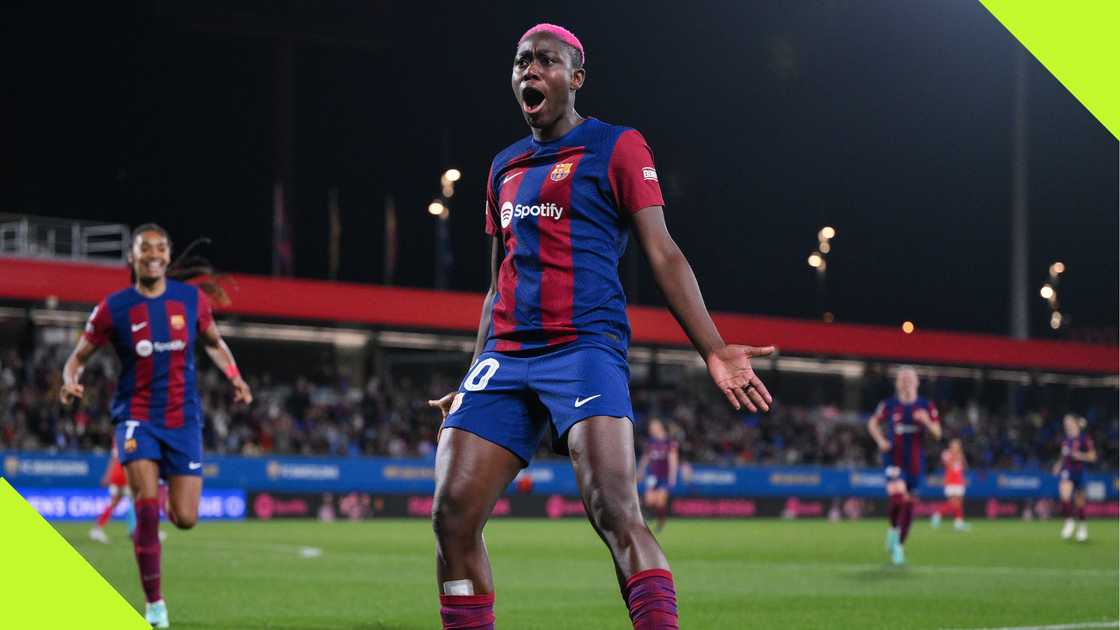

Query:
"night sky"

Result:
[[3, 1, 1116, 339]]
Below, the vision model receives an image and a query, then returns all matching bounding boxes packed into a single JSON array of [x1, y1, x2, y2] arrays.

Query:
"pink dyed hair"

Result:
[[518, 23, 585, 66]]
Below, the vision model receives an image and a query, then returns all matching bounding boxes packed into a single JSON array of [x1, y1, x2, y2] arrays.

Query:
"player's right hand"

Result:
[[428, 392, 457, 420], [876, 439, 891, 453], [60, 383, 84, 405]]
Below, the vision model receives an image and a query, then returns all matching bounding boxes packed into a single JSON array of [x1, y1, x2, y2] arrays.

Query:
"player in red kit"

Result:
[[867, 367, 941, 565], [638, 419, 678, 533], [1053, 414, 1096, 542], [930, 438, 969, 531], [61, 224, 251, 627], [428, 24, 774, 630], [89, 436, 134, 543]]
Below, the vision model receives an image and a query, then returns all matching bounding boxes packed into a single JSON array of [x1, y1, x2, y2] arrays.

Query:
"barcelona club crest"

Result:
[[550, 162, 572, 182], [124, 438, 137, 454], [170, 314, 186, 330]]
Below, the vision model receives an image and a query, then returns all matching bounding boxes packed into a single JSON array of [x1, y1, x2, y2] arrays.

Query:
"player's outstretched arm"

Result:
[[430, 237, 502, 420], [60, 336, 99, 405], [200, 322, 252, 404], [632, 206, 774, 412]]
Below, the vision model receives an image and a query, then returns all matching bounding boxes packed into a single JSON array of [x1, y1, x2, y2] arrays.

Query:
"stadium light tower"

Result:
[[809, 226, 836, 320], [1040, 260, 1065, 333], [432, 169, 460, 289]]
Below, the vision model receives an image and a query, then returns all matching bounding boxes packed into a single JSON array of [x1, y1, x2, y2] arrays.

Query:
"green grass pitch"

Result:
[[56, 518, 1118, 629]]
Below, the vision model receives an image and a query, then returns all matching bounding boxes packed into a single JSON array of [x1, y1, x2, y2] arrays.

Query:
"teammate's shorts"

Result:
[[884, 465, 922, 495], [442, 341, 634, 466], [644, 475, 670, 492], [1059, 468, 1085, 490], [944, 484, 965, 498], [114, 420, 203, 478]]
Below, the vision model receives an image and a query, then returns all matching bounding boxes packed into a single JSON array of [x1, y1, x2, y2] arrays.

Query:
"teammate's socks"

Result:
[[126, 499, 137, 537], [1060, 500, 1073, 519], [888, 494, 904, 528], [133, 498, 162, 603], [438, 593, 494, 630], [623, 568, 679, 630], [1076, 506, 1086, 521], [898, 501, 914, 543]]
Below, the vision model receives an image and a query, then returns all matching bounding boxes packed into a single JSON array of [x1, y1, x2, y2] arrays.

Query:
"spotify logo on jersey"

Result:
[[500, 201, 566, 230], [135, 339, 153, 357], [501, 202, 514, 229]]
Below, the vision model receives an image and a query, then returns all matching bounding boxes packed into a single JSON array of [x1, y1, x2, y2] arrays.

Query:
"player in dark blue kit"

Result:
[[866, 367, 941, 566], [61, 224, 251, 627], [638, 419, 679, 533], [1052, 414, 1097, 542], [427, 24, 775, 630]]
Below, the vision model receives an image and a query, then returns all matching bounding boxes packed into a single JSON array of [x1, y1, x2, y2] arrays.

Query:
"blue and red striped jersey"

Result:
[[83, 280, 213, 429], [644, 438, 678, 479], [871, 396, 939, 477], [482, 118, 665, 354], [1060, 434, 1093, 474]]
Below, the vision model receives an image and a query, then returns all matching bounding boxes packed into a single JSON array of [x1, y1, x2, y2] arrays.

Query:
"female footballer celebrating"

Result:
[[428, 24, 774, 629], [61, 224, 251, 627]]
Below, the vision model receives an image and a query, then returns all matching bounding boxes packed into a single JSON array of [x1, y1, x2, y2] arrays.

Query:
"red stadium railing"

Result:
[[1, 257, 1116, 374]]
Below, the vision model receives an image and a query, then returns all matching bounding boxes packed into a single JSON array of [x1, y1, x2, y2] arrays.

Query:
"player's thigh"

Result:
[[433, 428, 523, 532], [1058, 479, 1074, 500], [124, 459, 161, 500], [167, 475, 202, 520], [567, 415, 643, 519]]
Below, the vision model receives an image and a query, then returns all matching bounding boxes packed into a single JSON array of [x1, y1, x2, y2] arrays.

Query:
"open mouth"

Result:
[[521, 86, 545, 113]]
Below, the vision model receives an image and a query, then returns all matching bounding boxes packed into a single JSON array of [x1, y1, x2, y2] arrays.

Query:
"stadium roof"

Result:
[[1, 257, 1115, 374]]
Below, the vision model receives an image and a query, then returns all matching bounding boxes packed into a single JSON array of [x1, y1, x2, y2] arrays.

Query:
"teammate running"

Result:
[[89, 436, 136, 543], [428, 24, 774, 630], [867, 367, 941, 565], [930, 438, 968, 531], [1052, 414, 1096, 542], [637, 419, 679, 533], [61, 223, 251, 627]]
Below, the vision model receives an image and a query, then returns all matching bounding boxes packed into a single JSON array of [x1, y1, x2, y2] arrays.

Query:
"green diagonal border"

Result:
[[980, 0, 1120, 140], [0, 479, 148, 628]]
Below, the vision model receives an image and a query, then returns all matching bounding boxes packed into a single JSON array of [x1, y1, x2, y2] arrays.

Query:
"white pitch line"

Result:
[[941, 621, 1119, 630]]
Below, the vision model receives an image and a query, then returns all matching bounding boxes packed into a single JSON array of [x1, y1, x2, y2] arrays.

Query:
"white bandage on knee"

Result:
[[442, 579, 475, 596]]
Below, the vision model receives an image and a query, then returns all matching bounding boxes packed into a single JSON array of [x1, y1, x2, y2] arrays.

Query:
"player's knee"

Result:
[[174, 512, 198, 530], [431, 492, 478, 540], [587, 488, 642, 537]]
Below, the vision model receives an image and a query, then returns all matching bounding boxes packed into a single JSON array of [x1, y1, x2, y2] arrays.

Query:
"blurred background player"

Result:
[[1052, 414, 1097, 542], [60, 223, 251, 628], [931, 438, 969, 531], [867, 367, 941, 565], [638, 419, 679, 533], [428, 23, 774, 630], [89, 436, 136, 543]]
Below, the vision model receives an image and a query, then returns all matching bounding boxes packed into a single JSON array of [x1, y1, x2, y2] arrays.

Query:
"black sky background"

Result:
[[2, 1, 1116, 339]]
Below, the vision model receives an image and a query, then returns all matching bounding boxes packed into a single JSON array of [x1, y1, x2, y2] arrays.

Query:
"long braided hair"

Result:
[[130, 223, 232, 306]]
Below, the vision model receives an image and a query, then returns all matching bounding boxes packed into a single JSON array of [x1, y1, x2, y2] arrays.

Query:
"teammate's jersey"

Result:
[[1060, 435, 1093, 474], [83, 280, 213, 429], [482, 118, 665, 355], [871, 396, 939, 477], [941, 449, 965, 486], [644, 438, 677, 480]]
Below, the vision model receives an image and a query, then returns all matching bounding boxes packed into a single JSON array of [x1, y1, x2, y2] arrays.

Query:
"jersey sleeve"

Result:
[[483, 165, 499, 236], [197, 289, 214, 332], [608, 129, 665, 215], [82, 299, 113, 347]]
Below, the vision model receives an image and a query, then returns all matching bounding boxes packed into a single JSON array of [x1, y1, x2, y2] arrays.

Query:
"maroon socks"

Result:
[[899, 500, 914, 543], [624, 569, 679, 629], [133, 498, 162, 603], [439, 593, 494, 630]]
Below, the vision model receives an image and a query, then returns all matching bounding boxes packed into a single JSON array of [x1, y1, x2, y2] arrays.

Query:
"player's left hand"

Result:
[[231, 377, 253, 405], [706, 344, 775, 412]]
